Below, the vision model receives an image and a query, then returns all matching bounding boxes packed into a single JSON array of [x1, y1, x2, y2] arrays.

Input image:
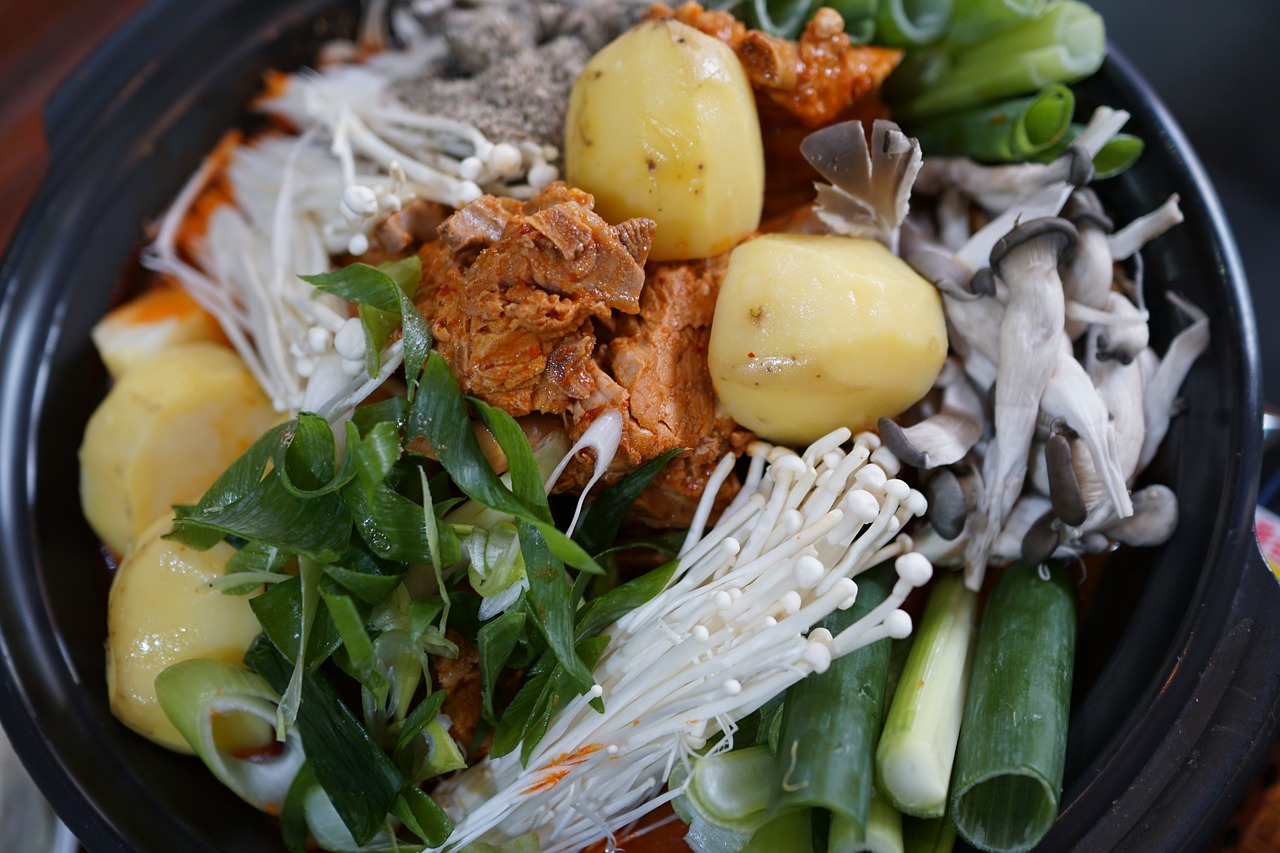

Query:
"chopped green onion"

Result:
[[1035, 124, 1145, 178], [876, 572, 978, 818], [829, 789, 904, 853], [889, 0, 1104, 120], [685, 745, 776, 833], [950, 563, 1076, 853], [828, 0, 880, 42], [744, 808, 814, 853], [247, 638, 429, 846], [155, 658, 304, 815], [903, 814, 957, 853], [770, 563, 896, 834], [747, 0, 817, 38], [945, 0, 1048, 45], [1090, 132, 1144, 178], [875, 0, 954, 46], [909, 84, 1073, 162]]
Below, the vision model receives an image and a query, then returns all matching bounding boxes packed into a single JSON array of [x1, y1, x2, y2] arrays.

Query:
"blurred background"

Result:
[[1090, 0, 1280, 405]]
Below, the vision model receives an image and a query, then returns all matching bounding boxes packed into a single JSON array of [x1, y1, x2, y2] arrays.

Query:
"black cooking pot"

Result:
[[0, 1, 1274, 850]]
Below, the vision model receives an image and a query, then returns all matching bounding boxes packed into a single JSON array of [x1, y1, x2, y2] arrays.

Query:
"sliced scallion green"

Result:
[[890, 0, 1104, 120], [946, 0, 1048, 45], [155, 658, 305, 815], [909, 84, 1073, 161], [875, 0, 954, 46]]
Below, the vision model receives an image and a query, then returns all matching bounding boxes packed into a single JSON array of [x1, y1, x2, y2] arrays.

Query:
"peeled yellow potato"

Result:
[[91, 284, 227, 379], [80, 342, 280, 556], [106, 515, 264, 753], [564, 18, 764, 261], [709, 234, 948, 445]]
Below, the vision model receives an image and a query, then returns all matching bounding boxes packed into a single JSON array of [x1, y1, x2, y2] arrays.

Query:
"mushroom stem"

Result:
[[1108, 194, 1183, 261], [1061, 189, 1114, 339], [877, 362, 984, 470], [1103, 485, 1179, 547], [1138, 293, 1210, 472], [964, 218, 1077, 588]]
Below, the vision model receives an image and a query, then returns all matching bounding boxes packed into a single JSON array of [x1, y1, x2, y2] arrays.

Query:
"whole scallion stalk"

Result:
[[949, 563, 1076, 853], [876, 572, 978, 818], [909, 84, 1074, 162]]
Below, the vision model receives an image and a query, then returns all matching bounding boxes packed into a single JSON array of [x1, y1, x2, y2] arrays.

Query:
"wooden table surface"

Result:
[[1, 1, 1275, 850]]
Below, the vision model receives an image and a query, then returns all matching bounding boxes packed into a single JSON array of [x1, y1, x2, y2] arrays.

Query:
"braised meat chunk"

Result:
[[647, 3, 901, 127], [415, 184, 752, 528], [567, 256, 754, 527], [416, 184, 655, 416]]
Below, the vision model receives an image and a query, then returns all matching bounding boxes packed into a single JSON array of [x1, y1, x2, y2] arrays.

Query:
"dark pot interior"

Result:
[[0, 2, 1274, 850]]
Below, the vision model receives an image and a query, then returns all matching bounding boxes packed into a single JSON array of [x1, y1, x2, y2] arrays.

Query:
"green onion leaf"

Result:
[[478, 610, 527, 723], [247, 638, 410, 845], [250, 575, 343, 670], [323, 590, 388, 706], [301, 258, 420, 314], [407, 353, 601, 575], [573, 559, 678, 641], [394, 690, 448, 758], [572, 448, 683, 557], [171, 422, 352, 562], [395, 783, 454, 847], [279, 413, 358, 498], [946, 0, 1048, 45], [518, 521, 595, 692]]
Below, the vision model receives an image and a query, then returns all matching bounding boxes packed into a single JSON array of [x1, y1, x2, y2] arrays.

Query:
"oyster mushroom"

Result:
[[1061, 188, 1114, 339], [878, 358, 985, 470], [1104, 484, 1178, 547], [1108, 194, 1183, 262], [964, 217, 1078, 588], [802, 119, 923, 254]]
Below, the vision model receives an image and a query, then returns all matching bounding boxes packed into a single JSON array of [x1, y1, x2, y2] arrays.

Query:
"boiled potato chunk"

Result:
[[80, 342, 280, 556], [106, 515, 264, 753], [92, 284, 226, 379], [564, 18, 764, 261], [709, 234, 948, 445]]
